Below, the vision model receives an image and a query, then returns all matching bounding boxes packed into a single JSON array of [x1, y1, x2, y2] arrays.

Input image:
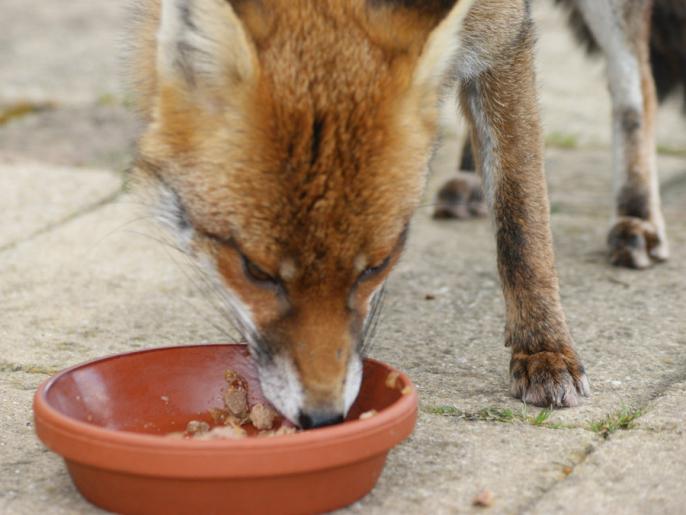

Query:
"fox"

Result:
[[435, 0, 686, 270], [127, 0, 591, 428]]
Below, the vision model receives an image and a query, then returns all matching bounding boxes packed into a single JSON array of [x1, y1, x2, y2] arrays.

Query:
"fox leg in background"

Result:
[[460, 22, 589, 407], [433, 129, 487, 219], [576, 0, 669, 269]]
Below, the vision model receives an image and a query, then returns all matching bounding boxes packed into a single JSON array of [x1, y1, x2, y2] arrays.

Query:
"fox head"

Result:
[[130, 0, 474, 427]]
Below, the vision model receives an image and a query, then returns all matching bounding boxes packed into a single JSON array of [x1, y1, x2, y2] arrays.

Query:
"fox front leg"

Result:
[[459, 21, 589, 407]]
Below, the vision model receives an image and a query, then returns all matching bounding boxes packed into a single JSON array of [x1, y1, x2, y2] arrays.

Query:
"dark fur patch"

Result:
[[621, 108, 642, 134], [436, 180, 465, 204], [459, 137, 476, 172], [310, 116, 324, 166], [495, 199, 532, 290], [650, 0, 686, 108], [175, 41, 199, 87], [553, 0, 600, 55], [617, 185, 650, 219], [607, 218, 658, 269], [367, 0, 456, 12], [179, 3, 198, 32]]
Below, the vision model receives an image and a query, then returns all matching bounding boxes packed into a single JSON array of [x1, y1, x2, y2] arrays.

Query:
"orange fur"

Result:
[[130, 0, 461, 417], [130, 0, 588, 420]]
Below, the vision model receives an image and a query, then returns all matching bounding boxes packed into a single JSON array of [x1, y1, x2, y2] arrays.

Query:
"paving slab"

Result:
[[636, 380, 686, 433], [347, 417, 597, 515], [0, 156, 122, 250], [0, 105, 138, 170], [0, 373, 103, 515], [0, 197, 232, 372], [527, 430, 686, 515], [0, 0, 126, 105]]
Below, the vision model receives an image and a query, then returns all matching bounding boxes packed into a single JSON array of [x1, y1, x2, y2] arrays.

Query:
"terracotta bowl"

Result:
[[33, 344, 417, 515]]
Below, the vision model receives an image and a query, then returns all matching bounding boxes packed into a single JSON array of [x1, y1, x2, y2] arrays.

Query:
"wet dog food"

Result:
[[166, 369, 296, 439]]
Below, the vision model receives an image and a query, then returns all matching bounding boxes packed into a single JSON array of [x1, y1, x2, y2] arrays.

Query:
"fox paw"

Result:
[[510, 351, 590, 408], [607, 217, 668, 269], [433, 173, 487, 220]]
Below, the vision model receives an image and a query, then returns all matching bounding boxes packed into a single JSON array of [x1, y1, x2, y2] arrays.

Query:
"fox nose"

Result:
[[298, 410, 345, 429]]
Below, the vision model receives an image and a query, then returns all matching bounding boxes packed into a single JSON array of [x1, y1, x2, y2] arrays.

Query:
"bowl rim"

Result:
[[33, 343, 418, 478]]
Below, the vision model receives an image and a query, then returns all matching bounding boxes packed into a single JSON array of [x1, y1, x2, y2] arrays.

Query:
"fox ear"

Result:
[[156, 0, 258, 90], [411, 0, 476, 96]]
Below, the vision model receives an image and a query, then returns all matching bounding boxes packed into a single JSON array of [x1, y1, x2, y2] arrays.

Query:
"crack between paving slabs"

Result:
[[0, 189, 122, 254], [520, 372, 686, 512], [423, 377, 686, 512], [518, 439, 598, 514]]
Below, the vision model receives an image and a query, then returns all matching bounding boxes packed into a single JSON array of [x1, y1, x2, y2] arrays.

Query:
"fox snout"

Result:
[[257, 338, 364, 428], [250, 292, 371, 427]]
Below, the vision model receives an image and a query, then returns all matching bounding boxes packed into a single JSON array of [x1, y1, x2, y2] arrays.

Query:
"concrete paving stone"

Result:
[[0, 105, 139, 170], [0, 373, 105, 515], [637, 381, 686, 433], [0, 0, 126, 105], [0, 156, 122, 250], [526, 430, 686, 515], [345, 417, 597, 515], [0, 197, 233, 371]]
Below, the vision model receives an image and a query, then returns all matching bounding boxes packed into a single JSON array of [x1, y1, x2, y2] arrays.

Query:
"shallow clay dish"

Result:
[[33, 344, 417, 515]]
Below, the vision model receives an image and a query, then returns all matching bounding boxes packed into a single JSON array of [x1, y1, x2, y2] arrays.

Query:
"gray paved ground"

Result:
[[1, 1, 685, 514]]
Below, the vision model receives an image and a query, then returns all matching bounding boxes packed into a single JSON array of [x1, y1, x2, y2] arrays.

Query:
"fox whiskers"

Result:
[[360, 285, 387, 358]]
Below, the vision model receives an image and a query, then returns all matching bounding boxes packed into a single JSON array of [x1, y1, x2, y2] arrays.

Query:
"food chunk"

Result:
[[193, 425, 247, 440], [259, 425, 298, 438], [223, 369, 249, 418], [185, 420, 210, 435], [164, 369, 300, 440], [385, 371, 400, 389], [249, 403, 277, 430], [359, 410, 378, 420]]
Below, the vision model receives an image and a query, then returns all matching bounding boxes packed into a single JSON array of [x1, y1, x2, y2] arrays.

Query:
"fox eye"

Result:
[[359, 255, 391, 282], [241, 255, 275, 284]]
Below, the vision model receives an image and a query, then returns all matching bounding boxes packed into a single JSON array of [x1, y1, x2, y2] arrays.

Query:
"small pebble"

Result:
[[473, 489, 494, 507]]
